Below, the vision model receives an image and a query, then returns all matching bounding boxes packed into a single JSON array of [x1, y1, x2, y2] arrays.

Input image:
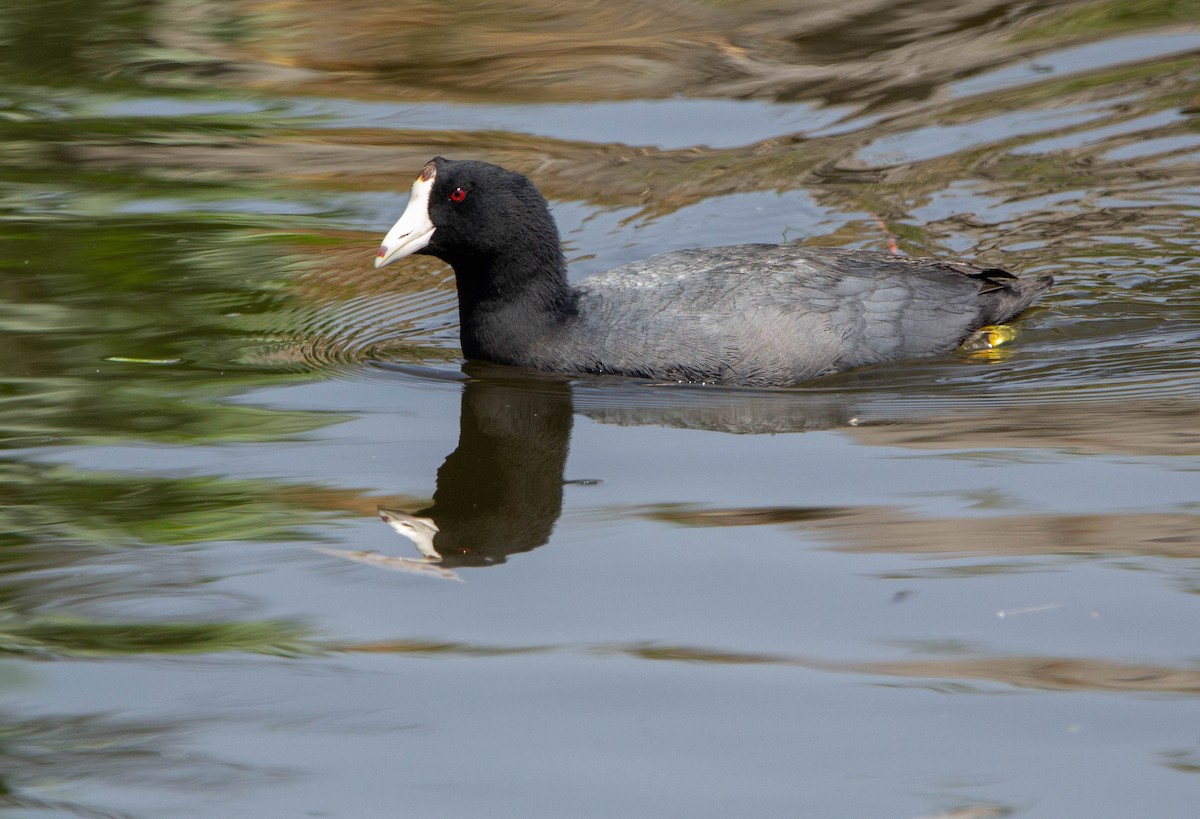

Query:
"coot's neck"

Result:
[[445, 242, 577, 365]]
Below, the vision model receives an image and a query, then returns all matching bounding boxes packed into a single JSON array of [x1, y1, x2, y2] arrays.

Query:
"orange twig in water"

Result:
[[871, 214, 901, 255]]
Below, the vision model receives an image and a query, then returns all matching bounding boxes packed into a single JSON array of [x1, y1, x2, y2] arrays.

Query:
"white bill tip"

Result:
[[374, 173, 436, 269]]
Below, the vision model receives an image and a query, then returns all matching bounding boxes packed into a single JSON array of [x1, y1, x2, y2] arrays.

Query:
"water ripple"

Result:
[[245, 289, 460, 373]]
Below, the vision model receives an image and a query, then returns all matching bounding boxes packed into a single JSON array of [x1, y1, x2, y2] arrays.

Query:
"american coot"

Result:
[[374, 157, 1052, 386]]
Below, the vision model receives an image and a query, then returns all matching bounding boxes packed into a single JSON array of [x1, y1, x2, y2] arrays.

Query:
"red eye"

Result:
[[450, 187, 467, 203]]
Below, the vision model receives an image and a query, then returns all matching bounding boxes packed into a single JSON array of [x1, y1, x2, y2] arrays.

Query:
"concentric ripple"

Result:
[[241, 287, 461, 375]]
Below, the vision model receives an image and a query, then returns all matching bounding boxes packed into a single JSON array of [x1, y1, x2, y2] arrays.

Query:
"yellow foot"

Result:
[[960, 324, 1018, 352]]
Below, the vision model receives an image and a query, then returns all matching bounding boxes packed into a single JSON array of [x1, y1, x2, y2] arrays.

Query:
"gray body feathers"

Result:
[[517, 245, 1051, 386]]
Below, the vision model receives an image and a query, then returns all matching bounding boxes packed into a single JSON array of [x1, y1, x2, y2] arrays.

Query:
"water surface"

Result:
[[2, 1, 1200, 816]]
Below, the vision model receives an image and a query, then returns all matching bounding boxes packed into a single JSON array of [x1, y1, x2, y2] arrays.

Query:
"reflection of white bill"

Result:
[[378, 508, 441, 559], [315, 547, 462, 582]]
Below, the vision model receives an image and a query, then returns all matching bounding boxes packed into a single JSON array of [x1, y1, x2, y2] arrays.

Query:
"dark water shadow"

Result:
[[367, 361, 867, 568], [368, 359, 1200, 571], [397, 365, 575, 567]]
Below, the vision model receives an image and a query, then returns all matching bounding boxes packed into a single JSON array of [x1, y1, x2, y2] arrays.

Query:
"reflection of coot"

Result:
[[412, 367, 575, 567], [383, 364, 863, 569], [374, 157, 1052, 386]]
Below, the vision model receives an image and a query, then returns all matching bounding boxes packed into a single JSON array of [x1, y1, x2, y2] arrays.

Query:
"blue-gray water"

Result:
[[2, 2, 1199, 816]]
